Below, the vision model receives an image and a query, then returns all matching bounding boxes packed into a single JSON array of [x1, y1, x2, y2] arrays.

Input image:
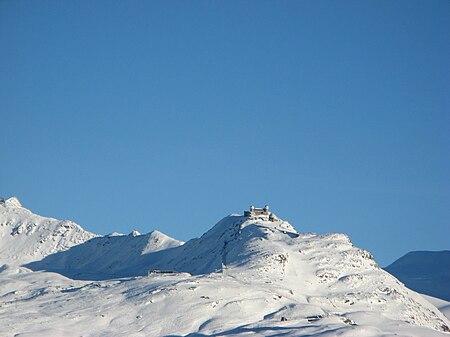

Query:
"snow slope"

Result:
[[2, 267, 449, 337], [385, 250, 450, 302], [0, 197, 182, 280], [423, 295, 450, 321], [0, 197, 97, 265], [26, 230, 183, 280], [1, 201, 449, 336]]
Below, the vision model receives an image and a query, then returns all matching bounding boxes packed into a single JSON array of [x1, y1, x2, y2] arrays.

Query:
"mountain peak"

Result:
[[129, 230, 141, 237], [0, 197, 97, 265], [0, 196, 23, 208]]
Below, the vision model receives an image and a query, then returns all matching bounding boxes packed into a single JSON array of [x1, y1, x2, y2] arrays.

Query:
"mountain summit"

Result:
[[0, 197, 97, 264], [1, 201, 449, 336], [0, 196, 23, 208]]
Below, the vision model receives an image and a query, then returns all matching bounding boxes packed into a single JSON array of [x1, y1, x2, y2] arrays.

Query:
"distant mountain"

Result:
[[385, 250, 450, 302]]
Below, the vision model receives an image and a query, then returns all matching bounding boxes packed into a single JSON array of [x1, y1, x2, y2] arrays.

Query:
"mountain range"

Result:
[[0, 197, 449, 337]]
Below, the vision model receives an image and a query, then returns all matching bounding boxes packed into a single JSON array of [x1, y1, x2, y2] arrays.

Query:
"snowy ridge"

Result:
[[0, 197, 98, 265], [4, 196, 23, 207], [143, 230, 183, 253], [147, 215, 301, 275], [26, 229, 183, 279]]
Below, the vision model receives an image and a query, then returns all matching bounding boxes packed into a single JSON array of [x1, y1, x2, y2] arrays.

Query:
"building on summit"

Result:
[[244, 205, 270, 217], [244, 205, 279, 222]]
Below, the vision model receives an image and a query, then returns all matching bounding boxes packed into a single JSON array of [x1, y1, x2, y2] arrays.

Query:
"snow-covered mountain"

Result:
[[26, 229, 183, 280], [385, 250, 450, 302], [0, 197, 182, 278], [0, 197, 97, 264], [1, 199, 449, 336]]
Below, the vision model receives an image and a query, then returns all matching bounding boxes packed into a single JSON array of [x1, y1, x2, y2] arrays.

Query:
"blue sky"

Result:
[[1, 1, 449, 266]]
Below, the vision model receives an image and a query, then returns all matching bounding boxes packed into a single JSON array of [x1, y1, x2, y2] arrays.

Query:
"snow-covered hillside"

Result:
[[423, 295, 450, 321], [0, 197, 97, 264], [1, 200, 449, 336], [26, 229, 183, 280], [385, 250, 450, 302]]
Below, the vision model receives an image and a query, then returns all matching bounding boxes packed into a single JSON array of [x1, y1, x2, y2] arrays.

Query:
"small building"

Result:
[[244, 205, 279, 222], [0, 197, 4, 204], [244, 205, 270, 217], [244, 205, 280, 222]]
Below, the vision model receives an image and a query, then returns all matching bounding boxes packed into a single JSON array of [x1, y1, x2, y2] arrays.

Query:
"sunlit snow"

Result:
[[0, 198, 449, 336]]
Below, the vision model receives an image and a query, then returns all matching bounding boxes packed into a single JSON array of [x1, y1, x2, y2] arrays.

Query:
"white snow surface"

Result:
[[423, 295, 450, 321], [0, 197, 98, 264], [0, 200, 449, 336]]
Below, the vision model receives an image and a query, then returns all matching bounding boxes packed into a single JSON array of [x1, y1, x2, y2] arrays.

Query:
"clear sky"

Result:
[[1, 1, 449, 266]]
